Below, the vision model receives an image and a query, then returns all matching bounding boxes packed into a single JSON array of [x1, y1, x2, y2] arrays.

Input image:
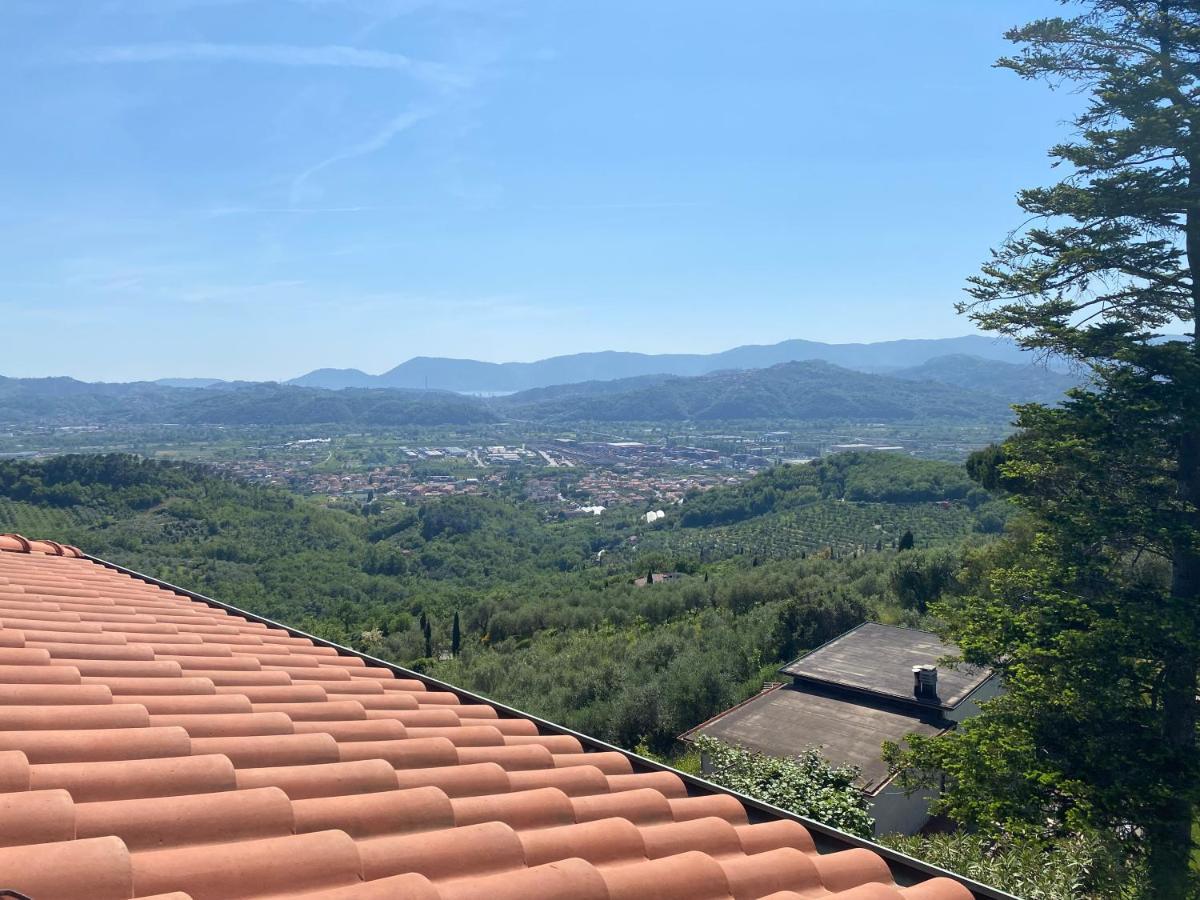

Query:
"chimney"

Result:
[[912, 664, 938, 700]]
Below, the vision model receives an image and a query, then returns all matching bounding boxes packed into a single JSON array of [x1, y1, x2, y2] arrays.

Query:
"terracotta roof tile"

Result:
[[0, 536, 986, 899]]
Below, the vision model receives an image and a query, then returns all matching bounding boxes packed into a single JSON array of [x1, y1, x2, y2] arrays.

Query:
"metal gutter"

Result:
[[86, 552, 1019, 900]]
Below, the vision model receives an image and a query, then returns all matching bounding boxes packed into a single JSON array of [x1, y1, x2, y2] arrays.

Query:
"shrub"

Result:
[[693, 736, 873, 837]]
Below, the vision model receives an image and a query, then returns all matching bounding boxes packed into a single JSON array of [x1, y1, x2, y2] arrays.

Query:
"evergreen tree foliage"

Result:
[[892, 4, 1200, 893]]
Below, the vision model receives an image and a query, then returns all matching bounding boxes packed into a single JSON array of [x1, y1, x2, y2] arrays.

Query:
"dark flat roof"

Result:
[[683, 682, 948, 794], [780, 622, 991, 710]]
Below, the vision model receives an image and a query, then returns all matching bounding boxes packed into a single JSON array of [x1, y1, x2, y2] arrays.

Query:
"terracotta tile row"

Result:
[[0, 539, 974, 900]]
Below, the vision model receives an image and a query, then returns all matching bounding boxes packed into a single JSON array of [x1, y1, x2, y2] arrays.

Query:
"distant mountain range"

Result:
[[153, 378, 226, 389], [286, 335, 1047, 393], [0, 377, 494, 428], [890, 354, 1084, 406], [494, 360, 1024, 424], [0, 351, 1082, 429]]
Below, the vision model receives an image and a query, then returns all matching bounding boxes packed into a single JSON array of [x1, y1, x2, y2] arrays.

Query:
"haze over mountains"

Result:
[[0, 346, 1084, 429], [287, 335, 1043, 393], [494, 361, 1023, 423], [0, 335, 1095, 428]]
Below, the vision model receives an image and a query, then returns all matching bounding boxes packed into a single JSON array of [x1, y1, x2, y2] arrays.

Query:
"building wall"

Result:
[[870, 780, 940, 836]]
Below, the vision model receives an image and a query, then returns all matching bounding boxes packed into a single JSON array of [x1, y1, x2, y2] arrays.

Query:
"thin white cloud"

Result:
[[289, 107, 431, 204], [205, 205, 377, 217], [58, 42, 465, 90], [178, 279, 308, 305]]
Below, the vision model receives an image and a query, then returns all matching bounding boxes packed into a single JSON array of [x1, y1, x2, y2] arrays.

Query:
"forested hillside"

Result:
[[677, 452, 982, 527], [0, 452, 999, 750], [498, 361, 1017, 423], [890, 354, 1083, 405], [1, 359, 1024, 427]]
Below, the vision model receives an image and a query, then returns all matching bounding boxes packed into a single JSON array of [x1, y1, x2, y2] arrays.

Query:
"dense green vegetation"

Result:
[[890, 354, 1083, 406], [614, 453, 1007, 568], [677, 453, 983, 528], [690, 736, 873, 837], [881, 830, 1144, 900], [883, 4, 1200, 896], [635, 501, 987, 567], [0, 452, 996, 756]]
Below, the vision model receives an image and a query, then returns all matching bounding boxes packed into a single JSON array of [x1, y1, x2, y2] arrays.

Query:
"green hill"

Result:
[[498, 361, 1017, 423], [0, 452, 1003, 752], [618, 453, 1005, 565], [890, 354, 1084, 405]]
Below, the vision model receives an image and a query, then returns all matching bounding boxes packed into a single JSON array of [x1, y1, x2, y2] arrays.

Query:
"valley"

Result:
[[0, 450, 1001, 755]]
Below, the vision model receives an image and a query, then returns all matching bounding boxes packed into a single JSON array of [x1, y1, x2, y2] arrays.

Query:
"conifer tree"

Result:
[[892, 3, 1200, 893], [451, 611, 461, 657]]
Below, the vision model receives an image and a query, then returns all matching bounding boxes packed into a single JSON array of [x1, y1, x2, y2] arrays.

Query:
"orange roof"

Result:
[[0, 533, 988, 900]]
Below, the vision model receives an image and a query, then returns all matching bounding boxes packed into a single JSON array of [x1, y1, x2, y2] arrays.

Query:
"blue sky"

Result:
[[1, 0, 1071, 382]]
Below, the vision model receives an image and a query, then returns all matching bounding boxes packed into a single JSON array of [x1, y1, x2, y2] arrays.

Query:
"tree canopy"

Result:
[[891, 2, 1200, 894]]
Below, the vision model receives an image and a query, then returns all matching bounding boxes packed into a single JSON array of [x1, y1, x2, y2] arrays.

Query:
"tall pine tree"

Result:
[[893, 3, 1200, 894]]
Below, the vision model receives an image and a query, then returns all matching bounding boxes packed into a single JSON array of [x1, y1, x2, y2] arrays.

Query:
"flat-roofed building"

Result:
[[683, 623, 1000, 835]]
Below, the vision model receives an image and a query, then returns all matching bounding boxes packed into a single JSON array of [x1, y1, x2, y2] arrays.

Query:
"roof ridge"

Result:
[[1, 532, 85, 558]]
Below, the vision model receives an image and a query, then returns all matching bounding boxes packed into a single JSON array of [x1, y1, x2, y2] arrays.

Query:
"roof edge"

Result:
[[83, 551, 1019, 900], [678, 681, 786, 742], [779, 621, 994, 712]]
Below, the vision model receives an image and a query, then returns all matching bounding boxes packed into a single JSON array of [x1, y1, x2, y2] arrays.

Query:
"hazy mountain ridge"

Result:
[[0, 378, 495, 427], [288, 335, 1039, 392], [495, 360, 1020, 423], [153, 378, 226, 389], [890, 354, 1086, 405], [1, 352, 1080, 427], [286, 368, 377, 390]]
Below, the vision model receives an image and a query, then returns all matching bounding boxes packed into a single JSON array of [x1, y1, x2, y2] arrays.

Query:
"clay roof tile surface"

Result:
[[0, 535, 994, 900]]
